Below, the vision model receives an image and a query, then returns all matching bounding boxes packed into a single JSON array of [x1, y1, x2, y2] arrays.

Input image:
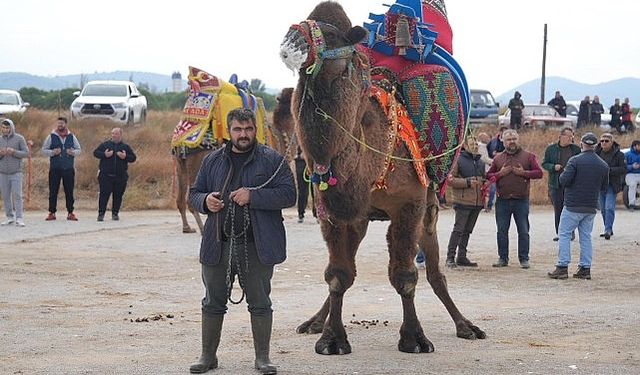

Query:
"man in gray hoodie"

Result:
[[0, 119, 29, 226]]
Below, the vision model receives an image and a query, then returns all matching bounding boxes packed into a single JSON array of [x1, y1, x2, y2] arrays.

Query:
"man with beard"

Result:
[[508, 91, 525, 129], [595, 133, 626, 239], [41, 117, 82, 221], [487, 129, 543, 268], [542, 127, 580, 241], [188, 108, 296, 374], [548, 91, 567, 117], [590, 96, 605, 126]]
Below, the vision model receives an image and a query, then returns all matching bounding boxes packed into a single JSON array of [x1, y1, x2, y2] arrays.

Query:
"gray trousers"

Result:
[[201, 241, 274, 316], [0, 172, 24, 219]]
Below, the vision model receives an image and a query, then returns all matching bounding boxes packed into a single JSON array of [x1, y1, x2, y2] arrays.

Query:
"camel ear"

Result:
[[346, 26, 367, 45]]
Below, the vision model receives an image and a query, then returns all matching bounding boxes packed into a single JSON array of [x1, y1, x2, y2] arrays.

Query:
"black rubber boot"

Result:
[[190, 313, 223, 374], [251, 313, 277, 375]]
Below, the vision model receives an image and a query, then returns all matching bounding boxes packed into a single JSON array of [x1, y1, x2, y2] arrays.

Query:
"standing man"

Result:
[[595, 133, 626, 239], [508, 91, 525, 129], [625, 140, 640, 210], [548, 133, 608, 280], [542, 127, 580, 241], [577, 96, 591, 129], [0, 119, 29, 226], [294, 146, 315, 223], [93, 128, 137, 221], [548, 90, 567, 117], [486, 126, 508, 211], [41, 117, 81, 221], [487, 129, 543, 268], [188, 108, 295, 374], [444, 136, 487, 267], [621, 98, 634, 133], [590, 95, 605, 127], [609, 98, 623, 134]]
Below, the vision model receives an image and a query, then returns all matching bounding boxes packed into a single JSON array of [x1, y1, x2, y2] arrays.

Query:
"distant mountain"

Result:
[[496, 77, 640, 108]]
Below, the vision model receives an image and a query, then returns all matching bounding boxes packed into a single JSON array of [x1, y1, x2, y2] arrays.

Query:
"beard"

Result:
[[231, 136, 256, 152]]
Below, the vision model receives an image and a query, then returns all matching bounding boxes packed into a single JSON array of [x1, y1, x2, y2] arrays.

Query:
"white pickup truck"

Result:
[[70, 80, 147, 125]]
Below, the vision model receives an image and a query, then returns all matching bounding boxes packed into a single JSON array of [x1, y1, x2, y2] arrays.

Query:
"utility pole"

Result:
[[540, 23, 547, 104]]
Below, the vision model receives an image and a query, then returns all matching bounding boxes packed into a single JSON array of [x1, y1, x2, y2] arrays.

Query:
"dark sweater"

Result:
[[559, 150, 609, 213]]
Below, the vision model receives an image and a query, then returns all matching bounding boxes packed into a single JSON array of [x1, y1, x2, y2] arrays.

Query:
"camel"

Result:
[[175, 149, 209, 233], [279, 1, 485, 355], [271, 88, 296, 159]]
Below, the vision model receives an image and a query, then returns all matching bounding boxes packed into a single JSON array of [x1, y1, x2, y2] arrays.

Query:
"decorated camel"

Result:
[[172, 67, 272, 233], [279, 0, 485, 354]]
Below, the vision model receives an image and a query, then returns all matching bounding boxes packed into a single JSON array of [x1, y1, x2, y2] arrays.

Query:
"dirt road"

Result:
[[1, 208, 639, 374]]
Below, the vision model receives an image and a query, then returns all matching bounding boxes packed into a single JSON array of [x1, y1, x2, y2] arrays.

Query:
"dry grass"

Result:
[[4, 110, 637, 211]]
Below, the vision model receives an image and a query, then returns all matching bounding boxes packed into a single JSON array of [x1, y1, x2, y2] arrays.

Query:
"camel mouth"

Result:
[[280, 26, 311, 72]]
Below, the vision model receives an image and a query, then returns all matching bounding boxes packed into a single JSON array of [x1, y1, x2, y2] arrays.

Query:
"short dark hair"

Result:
[[227, 108, 256, 128], [560, 127, 574, 135], [57, 117, 68, 124]]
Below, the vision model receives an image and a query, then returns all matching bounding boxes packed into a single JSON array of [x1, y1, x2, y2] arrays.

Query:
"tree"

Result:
[[250, 79, 265, 93]]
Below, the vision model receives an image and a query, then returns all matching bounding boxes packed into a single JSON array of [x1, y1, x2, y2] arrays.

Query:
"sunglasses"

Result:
[[599, 139, 611, 143]]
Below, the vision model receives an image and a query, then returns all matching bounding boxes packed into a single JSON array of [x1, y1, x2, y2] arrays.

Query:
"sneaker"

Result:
[[492, 258, 508, 267], [445, 258, 456, 268], [599, 233, 606, 237], [1, 218, 15, 226], [15, 219, 25, 227], [67, 212, 78, 221], [416, 260, 426, 269], [112, 213, 119, 221], [97, 213, 105, 222], [456, 257, 478, 267], [520, 260, 530, 269], [573, 266, 591, 280], [604, 232, 611, 240], [45, 212, 56, 221], [547, 266, 568, 279], [297, 217, 304, 223]]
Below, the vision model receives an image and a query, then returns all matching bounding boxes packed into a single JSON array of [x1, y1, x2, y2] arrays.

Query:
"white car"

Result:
[[70, 81, 147, 125], [0, 89, 30, 115], [565, 100, 611, 127]]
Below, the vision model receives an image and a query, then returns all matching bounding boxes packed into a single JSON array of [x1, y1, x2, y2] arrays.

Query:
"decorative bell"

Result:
[[395, 16, 411, 56]]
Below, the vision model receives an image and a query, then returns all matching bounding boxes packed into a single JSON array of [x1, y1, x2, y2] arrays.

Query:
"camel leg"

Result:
[[420, 188, 486, 340], [175, 158, 196, 234], [314, 218, 368, 355], [296, 296, 329, 334], [388, 202, 434, 353]]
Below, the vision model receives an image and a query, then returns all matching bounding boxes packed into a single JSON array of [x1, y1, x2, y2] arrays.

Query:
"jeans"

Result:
[[48, 168, 75, 214], [598, 186, 617, 234], [495, 198, 530, 262], [557, 208, 595, 268], [416, 249, 425, 263], [0, 172, 24, 219], [487, 183, 496, 209], [201, 241, 273, 316]]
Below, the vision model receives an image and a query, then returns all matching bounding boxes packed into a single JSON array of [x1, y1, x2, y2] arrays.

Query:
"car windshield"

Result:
[[471, 92, 496, 106], [0, 93, 19, 105], [524, 105, 558, 117], [82, 84, 127, 97]]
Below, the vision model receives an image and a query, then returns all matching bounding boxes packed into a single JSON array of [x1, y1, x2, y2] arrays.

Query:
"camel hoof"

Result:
[[398, 324, 434, 353], [182, 227, 196, 234], [456, 320, 486, 340], [314, 328, 351, 355], [297, 319, 324, 334]]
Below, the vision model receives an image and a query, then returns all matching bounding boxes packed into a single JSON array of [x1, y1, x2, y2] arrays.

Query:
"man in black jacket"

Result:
[[609, 98, 623, 133], [93, 128, 137, 221], [548, 133, 608, 280], [548, 91, 567, 117], [590, 95, 605, 126], [508, 91, 525, 129], [595, 133, 626, 239]]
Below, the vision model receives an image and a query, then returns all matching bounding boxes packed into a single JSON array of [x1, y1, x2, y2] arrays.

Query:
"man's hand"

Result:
[[498, 165, 513, 177], [5, 147, 15, 155], [66, 147, 75, 156], [206, 192, 224, 213], [469, 178, 481, 187], [554, 164, 563, 171], [105, 149, 114, 158], [52, 147, 62, 156], [229, 188, 251, 206], [117, 150, 127, 160], [0, 148, 6, 156], [633, 162, 640, 170], [513, 164, 526, 177]]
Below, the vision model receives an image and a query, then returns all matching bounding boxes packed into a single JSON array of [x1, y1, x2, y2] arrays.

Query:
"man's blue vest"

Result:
[[49, 134, 76, 170]]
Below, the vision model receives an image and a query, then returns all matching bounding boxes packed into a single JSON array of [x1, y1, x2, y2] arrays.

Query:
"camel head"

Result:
[[272, 87, 295, 157], [280, 1, 369, 169]]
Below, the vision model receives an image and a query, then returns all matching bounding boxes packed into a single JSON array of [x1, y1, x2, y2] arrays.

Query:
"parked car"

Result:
[[70, 81, 147, 125], [565, 100, 611, 127], [621, 147, 640, 209], [498, 104, 575, 129], [0, 89, 30, 115], [469, 89, 499, 126]]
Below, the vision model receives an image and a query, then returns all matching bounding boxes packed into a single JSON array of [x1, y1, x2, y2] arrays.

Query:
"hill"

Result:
[[496, 77, 640, 107]]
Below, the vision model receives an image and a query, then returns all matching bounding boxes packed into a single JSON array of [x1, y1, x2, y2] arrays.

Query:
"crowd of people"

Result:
[[0, 117, 137, 226]]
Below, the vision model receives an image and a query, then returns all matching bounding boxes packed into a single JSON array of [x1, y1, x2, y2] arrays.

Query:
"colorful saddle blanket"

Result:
[[361, 0, 468, 187], [171, 66, 271, 154]]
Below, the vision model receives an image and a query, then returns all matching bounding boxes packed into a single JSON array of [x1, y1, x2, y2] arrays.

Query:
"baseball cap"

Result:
[[580, 132, 598, 146]]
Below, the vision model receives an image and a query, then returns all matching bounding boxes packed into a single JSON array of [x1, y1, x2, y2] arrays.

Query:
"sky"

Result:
[[2, 0, 639, 96]]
